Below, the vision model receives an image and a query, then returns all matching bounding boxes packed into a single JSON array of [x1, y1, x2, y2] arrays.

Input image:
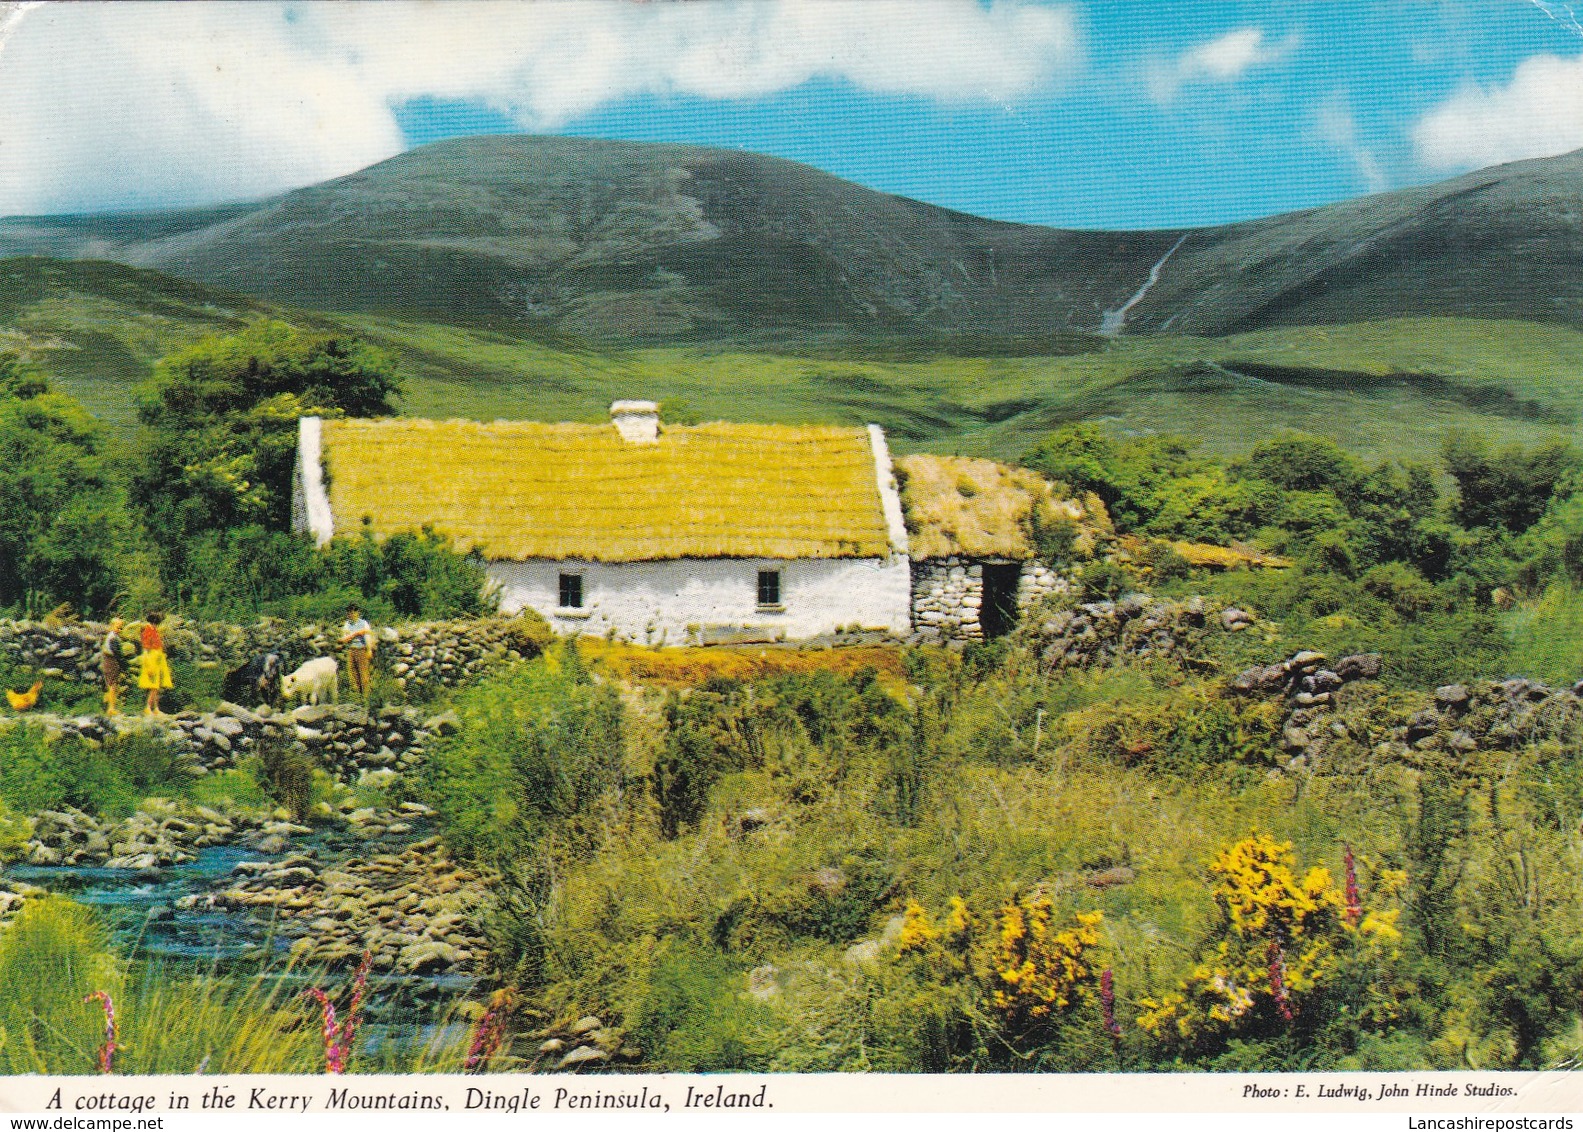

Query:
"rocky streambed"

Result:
[[9, 803, 490, 975], [187, 831, 494, 977]]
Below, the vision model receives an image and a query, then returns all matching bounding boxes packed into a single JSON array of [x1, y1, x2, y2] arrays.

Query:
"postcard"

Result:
[[0, 1, 1578, 1125]]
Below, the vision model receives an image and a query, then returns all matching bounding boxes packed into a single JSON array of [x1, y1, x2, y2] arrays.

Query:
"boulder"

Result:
[[1434, 684, 1471, 709], [557, 1046, 609, 1070], [1220, 608, 1253, 630], [423, 710, 461, 736], [1333, 653, 1383, 682], [397, 940, 460, 974]]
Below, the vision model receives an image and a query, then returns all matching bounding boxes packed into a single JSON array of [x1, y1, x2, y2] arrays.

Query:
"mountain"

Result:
[[6, 135, 1579, 344], [0, 256, 321, 425]]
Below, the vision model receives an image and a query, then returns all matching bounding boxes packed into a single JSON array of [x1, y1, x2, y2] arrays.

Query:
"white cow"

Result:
[[281, 656, 338, 705]]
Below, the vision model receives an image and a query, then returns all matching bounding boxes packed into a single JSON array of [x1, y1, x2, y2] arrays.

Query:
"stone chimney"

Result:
[[610, 399, 660, 444]]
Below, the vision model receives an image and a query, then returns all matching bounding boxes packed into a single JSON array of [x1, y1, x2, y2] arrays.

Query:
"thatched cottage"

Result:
[[292, 402, 912, 644]]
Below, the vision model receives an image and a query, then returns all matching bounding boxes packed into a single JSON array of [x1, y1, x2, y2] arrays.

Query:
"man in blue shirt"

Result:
[[339, 604, 375, 699]]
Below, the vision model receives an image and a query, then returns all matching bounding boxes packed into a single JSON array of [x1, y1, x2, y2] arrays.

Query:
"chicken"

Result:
[[6, 680, 42, 712]]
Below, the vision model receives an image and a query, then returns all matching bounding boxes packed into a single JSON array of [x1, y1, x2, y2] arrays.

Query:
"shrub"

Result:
[[420, 644, 624, 861], [0, 357, 127, 613], [502, 609, 554, 658], [1360, 562, 1440, 620], [132, 323, 404, 606], [254, 737, 315, 821], [1079, 560, 1133, 601], [0, 726, 197, 818], [620, 937, 775, 1072], [1136, 834, 1405, 1059], [1241, 432, 1362, 499], [896, 894, 1107, 1063], [655, 680, 750, 837], [1062, 685, 1282, 775], [323, 524, 496, 619], [1442, 431, 1579, 534]]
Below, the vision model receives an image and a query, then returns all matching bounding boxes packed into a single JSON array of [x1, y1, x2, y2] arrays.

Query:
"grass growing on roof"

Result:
[[320, 418, 892, 561], [895, 453, 1094, 560]]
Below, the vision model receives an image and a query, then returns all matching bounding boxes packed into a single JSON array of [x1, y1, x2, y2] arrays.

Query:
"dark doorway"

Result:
[[980, 564, 1022, 638]]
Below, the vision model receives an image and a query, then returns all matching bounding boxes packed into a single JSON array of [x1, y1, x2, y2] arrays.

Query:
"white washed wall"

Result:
[[489, 555, 913, 644]]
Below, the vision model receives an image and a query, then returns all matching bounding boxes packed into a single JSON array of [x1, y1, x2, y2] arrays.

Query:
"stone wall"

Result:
[[8, 700, 459, 794], [1026, 594, 1256, 671], [1232, 659, 1583, 772], [1017, 561, 1069, 609], [909, 557, 1073, 645], [0, 617, 531, 699]]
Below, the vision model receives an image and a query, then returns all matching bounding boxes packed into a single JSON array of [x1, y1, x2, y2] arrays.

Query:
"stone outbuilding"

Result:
[[292, 402, 913, 644], [894, 454, 1109, 645]]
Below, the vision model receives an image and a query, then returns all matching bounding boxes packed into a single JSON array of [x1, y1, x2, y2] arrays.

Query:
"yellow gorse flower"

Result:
[[898, 900, 942, 952], [988, 897, 1103, 1020], [1210, 832, 1341, 940]]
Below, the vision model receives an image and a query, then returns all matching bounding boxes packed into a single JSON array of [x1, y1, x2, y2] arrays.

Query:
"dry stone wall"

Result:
[[1231, 660, 1583, 772], [1024, 593, 1252, 670], [7, 700, 459, 791], [910, 558, 1074, 645], [0, 617, 531, 699]]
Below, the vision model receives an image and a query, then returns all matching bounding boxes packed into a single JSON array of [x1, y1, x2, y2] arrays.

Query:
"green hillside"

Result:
[[5, 135, 1583, 344], [0, 257, 304, 426], [3, 256, 1578, 463], [348, 313, 1583, 462]]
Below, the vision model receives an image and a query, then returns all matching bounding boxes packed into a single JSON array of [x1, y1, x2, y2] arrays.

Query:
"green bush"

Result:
[[321, 524, 497, 619], [0, 726, 198, 818], [743, 855, 896, 947], [419, 643, 624, 862], [621, 938, 775, 1072], [0, 355, 128, 613], [253, 736, 315, 821], [131, 322, 405, 608], [1443, 431, 1579, 534]]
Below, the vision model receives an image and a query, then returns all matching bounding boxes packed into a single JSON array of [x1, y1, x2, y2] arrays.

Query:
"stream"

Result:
[[4, 823, 483, 1058]]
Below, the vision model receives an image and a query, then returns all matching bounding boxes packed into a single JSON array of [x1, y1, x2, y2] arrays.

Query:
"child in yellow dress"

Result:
[[138, 612, 172, 716]]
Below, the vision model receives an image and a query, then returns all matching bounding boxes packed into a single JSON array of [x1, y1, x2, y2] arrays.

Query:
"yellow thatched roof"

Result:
[[895, 454, 1096, 561], [318, 418, 891, 562]]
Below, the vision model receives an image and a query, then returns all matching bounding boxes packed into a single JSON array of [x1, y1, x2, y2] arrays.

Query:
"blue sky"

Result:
[[4, 1, 1583, 228]]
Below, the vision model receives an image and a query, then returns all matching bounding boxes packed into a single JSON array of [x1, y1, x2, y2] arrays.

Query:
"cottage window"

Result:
[[757, 569, 782, 609], [558, 573, 584, 609]]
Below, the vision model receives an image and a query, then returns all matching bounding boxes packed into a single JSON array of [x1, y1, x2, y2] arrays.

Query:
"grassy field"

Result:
[[2, 252, 1579, 462], [348, 314, 1583, 463]]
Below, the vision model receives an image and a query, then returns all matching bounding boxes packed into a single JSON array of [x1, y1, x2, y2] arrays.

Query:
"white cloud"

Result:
[[1414, 51, 1583, 170], [1147, 27, 1296, 105], [1315, 101, 1389, 193], [0, 0, 1081, 216]]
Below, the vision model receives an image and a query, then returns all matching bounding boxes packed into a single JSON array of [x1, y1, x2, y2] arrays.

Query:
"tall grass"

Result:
[[1504, 584, 1583, 684], [0, 899, 319, 1074], [416, 645, 624, 864], [0, 726, 201, 822], [0, 899, 118, 1073], [0, 899, 492, 1074]]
